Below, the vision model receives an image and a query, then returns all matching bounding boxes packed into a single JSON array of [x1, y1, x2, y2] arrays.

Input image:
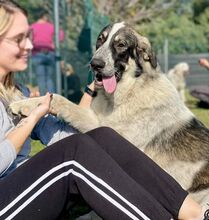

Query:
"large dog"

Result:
[[10, 22, 209, 208]]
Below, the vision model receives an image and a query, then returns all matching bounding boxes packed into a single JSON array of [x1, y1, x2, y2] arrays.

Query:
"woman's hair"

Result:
[[0, 0, 27, 36], [0, 0, 27, 102]]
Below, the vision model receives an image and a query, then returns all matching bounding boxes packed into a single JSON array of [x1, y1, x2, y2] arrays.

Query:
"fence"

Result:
[[158, 53, 209, 88], [16, 52, 209, 89], [15, 49, 90, 88]]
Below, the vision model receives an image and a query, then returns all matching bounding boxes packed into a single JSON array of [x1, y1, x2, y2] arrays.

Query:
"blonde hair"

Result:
[[0, 1, 27, 103]]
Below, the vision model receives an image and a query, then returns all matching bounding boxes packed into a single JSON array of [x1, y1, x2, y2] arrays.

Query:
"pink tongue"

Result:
[[102, 75, 117, 94]]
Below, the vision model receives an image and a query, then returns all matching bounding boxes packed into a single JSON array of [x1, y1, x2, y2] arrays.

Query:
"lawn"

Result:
[[185, 90, 209, 127]]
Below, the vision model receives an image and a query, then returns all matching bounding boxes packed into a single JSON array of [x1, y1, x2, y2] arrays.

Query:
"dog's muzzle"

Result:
[[90, 58, 117, 94], [90, 58, 105, 72]]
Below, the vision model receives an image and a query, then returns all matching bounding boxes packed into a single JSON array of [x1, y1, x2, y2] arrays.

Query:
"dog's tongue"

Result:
[[102, 75, 117, 94]]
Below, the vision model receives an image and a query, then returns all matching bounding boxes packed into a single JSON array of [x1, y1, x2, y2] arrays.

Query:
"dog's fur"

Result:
[[167, 62, 190, 102], [10, 22, 209, 207]]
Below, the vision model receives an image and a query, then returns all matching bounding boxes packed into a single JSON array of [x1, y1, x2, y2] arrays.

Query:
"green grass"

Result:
[[185, 90, 209, 127], [30, 140, 44, 156]]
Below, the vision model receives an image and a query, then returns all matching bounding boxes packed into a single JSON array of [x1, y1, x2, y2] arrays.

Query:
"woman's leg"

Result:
[[86, 127, 201, 219], [0, 134, 172, 220]]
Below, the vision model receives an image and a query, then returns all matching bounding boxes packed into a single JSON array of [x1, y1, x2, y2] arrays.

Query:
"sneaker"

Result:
[[204, 209, 209, 220]]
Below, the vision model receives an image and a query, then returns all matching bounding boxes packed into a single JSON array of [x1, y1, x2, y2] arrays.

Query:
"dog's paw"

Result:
[[9, 97, 43, 116], [9, 101, 32, 116]]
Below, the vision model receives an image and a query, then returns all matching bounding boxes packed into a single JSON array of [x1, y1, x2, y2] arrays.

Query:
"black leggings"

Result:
[[0, 127, 187, 220]]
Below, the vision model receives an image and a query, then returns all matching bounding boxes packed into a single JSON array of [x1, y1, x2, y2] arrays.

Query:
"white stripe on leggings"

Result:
[[0, 160, 150, 220], [5, 169, 149, 220]]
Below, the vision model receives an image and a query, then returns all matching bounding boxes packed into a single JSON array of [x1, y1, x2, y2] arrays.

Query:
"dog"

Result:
[[167, 62, 190, 102], [10, 22, 209, 208]]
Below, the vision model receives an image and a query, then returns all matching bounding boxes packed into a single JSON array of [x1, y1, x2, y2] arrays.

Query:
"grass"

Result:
[[30, 140, 44, 156], [185, 90, 209, 127], [30, 91, 209, 219]]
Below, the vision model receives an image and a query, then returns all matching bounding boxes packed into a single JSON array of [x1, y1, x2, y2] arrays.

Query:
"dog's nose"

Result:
[[90, 58, 105, 71]]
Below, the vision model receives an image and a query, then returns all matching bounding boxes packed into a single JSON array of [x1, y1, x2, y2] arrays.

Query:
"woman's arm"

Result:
[[6, 93, 52, 153], [199, 58, 209, 70], [33, 81, 96, 146], [79, 81, 95, 107], [6, 114, 42, 153], [31, 82, 95, 146], [16, 82, 95, 147]]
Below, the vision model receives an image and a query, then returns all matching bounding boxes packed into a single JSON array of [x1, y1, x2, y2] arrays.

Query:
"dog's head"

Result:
[[174, 62, 190, 77], [90, 22, 158, 94]]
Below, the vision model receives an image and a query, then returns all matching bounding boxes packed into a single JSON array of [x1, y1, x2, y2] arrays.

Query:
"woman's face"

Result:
[[0, 11, 33, 76]]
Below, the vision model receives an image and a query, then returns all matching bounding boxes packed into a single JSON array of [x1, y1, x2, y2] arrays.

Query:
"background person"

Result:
[[30, 9, 64, 95], [60, 62, 83, 103], [199, 58, 209, 70]]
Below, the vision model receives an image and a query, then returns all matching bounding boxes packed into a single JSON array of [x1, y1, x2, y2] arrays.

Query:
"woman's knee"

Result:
[[57, 133, 98, 155], [86, 126, 119, 138]]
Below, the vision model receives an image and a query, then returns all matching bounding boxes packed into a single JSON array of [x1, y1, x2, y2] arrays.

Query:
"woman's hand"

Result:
[[199, 58, 209, 69], [29, 92, 52, 121]]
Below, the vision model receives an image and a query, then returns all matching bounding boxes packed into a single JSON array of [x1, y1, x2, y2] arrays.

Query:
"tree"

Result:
[[18, 0, 209, 54], [91, 0, 209, 53], [93, 0, 177, 24], [138, 12, 208, 54], [193, 0, 209, 19], [197, 7, 209, 45], [18, 0, 50, 22]]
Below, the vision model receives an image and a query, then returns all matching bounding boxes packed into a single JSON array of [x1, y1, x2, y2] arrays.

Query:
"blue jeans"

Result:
[[32, 52, 55, 95]]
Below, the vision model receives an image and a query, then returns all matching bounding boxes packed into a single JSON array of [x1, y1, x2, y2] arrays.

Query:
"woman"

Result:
[[0, 1, 207, 220]]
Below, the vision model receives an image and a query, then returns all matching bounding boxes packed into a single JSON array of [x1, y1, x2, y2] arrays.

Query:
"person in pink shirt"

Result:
[[31, 9, 64, 95]]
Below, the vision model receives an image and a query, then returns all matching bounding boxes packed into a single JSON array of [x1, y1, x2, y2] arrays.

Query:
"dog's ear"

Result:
[[137, 47, 157, 69], [146, 48, 157, 69]]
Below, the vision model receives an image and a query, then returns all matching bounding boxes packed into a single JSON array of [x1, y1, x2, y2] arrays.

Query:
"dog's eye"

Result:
[[96, 35, 106, 49], [115, 41, 128, 50], [117, 42, 126, 47]]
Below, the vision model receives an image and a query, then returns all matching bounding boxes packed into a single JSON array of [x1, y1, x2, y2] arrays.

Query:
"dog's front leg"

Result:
[[10, 94, 100, 133], [51, 94, 100, 132]]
